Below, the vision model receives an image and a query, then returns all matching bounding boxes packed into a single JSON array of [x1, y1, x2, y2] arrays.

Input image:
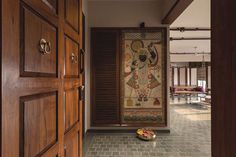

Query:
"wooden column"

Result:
[[171, 67, 174, 87], [189, 68, 192, 86], [177, 68, 180, 86], [206, 66, 208, 89], [212, 0, 236, 156], [185, 67, 188, 86]]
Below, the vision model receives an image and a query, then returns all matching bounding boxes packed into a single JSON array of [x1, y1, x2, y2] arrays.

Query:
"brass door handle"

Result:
[[39, 38, 51, 55], [79, 85, 85, 101], [71, 52, 78, 64]]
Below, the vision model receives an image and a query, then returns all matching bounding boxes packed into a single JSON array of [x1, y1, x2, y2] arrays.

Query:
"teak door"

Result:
[[1, 0, 83, 157]]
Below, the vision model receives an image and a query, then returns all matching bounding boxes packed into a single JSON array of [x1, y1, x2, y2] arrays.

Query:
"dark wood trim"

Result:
[[0, 0, 2, 155], [170, 27, 211, 31], [87, 129, 170, 134], [171, 67, 174, 87], [185, 67, 188, 86], [170, 52, 211, 55], [91, 27, 168, 30], [89, 30, 94, 126], [118, 29, 122, 126], [177, 68, 180, 86], [163, 27, 168, 127], [170, 37, 211, 41], [206, 66, 208, 89], [82, 12, 85, 51], [189, 68, 192, 86], [212, 0, 236, 156], [162, 0, 193, 24], [120, 123, 167, 127]]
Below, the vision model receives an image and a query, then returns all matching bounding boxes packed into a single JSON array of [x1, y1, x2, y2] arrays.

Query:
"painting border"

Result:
[[119, 28, 168, 127]]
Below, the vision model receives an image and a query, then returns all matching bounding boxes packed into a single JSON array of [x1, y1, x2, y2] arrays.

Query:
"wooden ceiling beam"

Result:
[[170, 37, 211, 41], [170, 52, 211, 55], [170, 27, 211, 31], [162, 0, 194, 25]]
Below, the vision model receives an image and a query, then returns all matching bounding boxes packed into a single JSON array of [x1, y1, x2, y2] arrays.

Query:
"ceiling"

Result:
[[170, 0, 211, 62], [171, 0, 210, 27]]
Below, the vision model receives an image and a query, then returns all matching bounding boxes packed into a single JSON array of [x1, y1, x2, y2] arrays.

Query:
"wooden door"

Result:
[[91, 29, 120, 126], [1, 0, 83, 157]]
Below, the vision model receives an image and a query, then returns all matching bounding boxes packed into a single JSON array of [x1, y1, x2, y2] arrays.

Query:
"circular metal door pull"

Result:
[[71, 52, 78, 64], [39, 38, 52, 55]]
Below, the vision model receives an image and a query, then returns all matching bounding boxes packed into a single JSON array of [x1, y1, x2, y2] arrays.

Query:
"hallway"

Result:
[[84, 102, 211, 157]]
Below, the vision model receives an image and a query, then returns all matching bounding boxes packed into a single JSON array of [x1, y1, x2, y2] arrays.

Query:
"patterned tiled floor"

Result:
[[84, 101, 211, 157]]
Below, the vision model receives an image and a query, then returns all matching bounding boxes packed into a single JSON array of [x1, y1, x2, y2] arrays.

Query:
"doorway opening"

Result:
[[169, 0, 211, 157]]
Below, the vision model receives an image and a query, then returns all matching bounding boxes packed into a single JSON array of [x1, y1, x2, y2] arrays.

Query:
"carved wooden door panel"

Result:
[[1, 0, 83, 157]]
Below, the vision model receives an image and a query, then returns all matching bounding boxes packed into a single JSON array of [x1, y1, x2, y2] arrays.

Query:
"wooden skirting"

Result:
[[86, 129, 171, 134]]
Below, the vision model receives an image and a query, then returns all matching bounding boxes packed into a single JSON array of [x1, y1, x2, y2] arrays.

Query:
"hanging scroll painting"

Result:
[[121, 30, 167, 125]]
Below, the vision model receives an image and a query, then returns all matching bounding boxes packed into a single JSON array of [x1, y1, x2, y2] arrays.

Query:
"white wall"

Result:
[[86, 0, 171, 130], [171, 54, 211, 62], [171, 0, 211, 27], [88, 1, 163, 27]]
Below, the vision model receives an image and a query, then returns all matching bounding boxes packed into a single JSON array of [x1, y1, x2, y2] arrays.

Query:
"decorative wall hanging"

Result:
[[121, 29, 167, 126]]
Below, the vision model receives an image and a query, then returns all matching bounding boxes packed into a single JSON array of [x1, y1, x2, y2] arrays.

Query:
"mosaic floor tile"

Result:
[[84, 101, 211, 157]]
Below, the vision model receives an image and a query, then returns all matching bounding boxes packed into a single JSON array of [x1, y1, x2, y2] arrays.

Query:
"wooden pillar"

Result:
[[171, 67, 174, 87], [185, 67, 188, 86], [189, 68, 192, 86], [206, 66, 208, 90], [212, 0, 236, 156], [177, 67, 180, 86]]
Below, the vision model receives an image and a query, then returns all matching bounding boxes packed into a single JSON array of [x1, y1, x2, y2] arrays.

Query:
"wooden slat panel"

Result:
[[91, 29, 120, 125]]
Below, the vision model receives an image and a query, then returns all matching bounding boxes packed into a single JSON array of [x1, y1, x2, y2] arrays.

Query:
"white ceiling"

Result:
[[171, 0, 211, 27], [170, 0, 211, 62]]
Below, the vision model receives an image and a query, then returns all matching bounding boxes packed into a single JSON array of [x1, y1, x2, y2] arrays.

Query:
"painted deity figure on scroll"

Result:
[[124, 40, 161, 108]]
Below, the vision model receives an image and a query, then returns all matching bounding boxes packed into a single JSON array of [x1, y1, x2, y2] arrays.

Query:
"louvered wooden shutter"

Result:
[[91, 29, 120, 126]]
